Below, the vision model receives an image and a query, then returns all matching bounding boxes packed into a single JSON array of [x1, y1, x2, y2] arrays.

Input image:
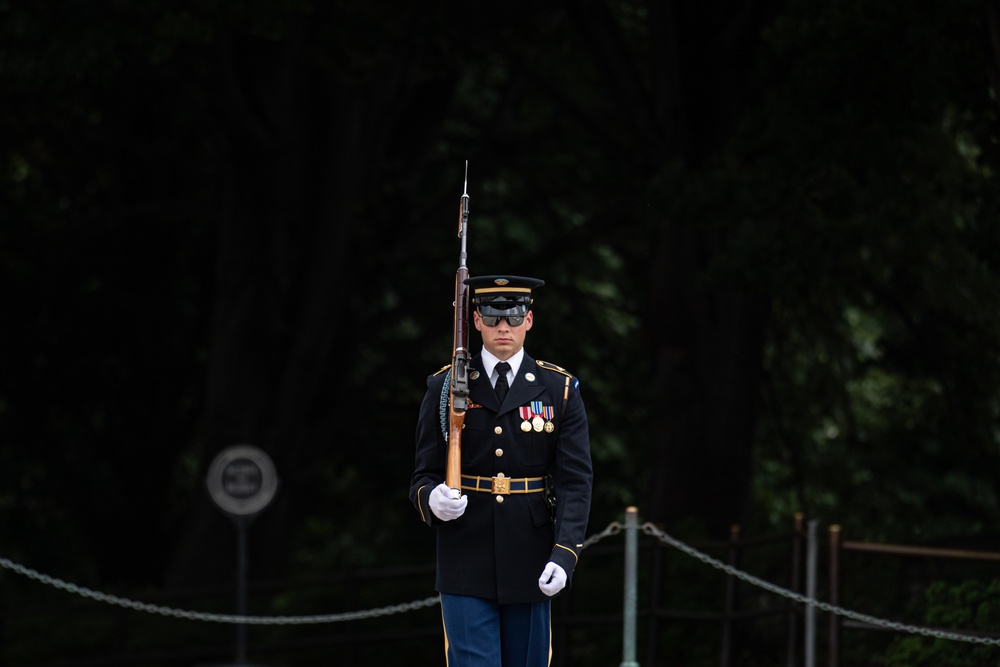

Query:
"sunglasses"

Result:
[[479, 314, 526, 327]]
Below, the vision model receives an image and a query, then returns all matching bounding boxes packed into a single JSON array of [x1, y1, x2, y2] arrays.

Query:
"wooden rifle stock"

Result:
[[445, 163, 471, 491]]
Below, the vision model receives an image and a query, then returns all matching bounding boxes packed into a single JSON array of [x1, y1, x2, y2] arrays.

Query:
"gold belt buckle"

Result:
[[491, 473, 510, 495]]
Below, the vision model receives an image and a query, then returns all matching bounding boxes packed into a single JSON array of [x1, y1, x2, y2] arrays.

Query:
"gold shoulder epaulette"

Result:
[[432, 364, 452, 377], [536, 359, 575, 379]]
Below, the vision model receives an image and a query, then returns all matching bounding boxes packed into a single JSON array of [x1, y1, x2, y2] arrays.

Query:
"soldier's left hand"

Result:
[[538, 561, 567, 596]]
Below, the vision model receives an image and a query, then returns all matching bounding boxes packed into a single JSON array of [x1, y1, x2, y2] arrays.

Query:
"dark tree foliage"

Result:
[[2, 0, 1000, 662]]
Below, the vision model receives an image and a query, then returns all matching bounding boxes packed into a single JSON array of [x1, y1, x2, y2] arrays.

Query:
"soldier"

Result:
[[410, 275, 594, 667]]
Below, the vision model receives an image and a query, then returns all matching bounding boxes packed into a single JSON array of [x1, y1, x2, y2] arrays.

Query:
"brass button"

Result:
[[494, 426, 503, 435], [495, 448, 504, 457], [495, 496, 504, 504]]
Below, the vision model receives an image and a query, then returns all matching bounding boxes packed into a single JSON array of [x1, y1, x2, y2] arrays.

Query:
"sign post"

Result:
[[206, 444, 280, 667]]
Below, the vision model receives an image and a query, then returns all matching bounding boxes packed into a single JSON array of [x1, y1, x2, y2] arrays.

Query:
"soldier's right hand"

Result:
[[429, 483, 468, 521]]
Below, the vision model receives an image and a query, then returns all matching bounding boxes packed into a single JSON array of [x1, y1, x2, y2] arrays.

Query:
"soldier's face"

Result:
[[474, 309, 533, 361]]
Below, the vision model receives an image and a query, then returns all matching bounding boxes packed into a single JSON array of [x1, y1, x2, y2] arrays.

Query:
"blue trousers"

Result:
[[440, 594, 551, 667]]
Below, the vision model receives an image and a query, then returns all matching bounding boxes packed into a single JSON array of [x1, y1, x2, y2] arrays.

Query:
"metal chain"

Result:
[[0, 523, 632, 625], [0, 556, 438, 625], [0, 522, 627, 625], [4, 519, 998, 646], [640, 522, 1000, 647], [581, 520, 623, 549]]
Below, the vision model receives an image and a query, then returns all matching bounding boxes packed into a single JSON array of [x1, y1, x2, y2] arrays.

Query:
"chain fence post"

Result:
[[828, 524, 842, 667], [620, 506, 640, 667], [805, 518, 818, 667], [786, 512, 804, 667]]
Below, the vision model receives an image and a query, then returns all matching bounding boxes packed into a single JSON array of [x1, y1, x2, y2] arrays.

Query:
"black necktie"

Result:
[[494, 362, 511, 404]]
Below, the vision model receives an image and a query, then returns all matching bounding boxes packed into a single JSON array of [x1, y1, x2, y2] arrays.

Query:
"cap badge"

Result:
[[494, 279, 509, 286]]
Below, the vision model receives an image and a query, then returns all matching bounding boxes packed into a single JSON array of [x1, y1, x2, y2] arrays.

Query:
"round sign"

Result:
[[206, 445, 279, 517]]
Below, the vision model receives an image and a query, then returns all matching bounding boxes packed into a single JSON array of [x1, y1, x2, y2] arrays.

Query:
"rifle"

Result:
[[445, 162, 471, 493]]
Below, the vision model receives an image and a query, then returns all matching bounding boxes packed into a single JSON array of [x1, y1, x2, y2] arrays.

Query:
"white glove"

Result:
[[429, 483, 467, 521], [538, 561, 567, 596]]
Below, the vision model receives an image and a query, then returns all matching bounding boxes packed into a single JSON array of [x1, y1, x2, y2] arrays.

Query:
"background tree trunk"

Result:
[[649, 221, 770, 532], [641, 1, 776, 533], [165, 22, 390, 585]]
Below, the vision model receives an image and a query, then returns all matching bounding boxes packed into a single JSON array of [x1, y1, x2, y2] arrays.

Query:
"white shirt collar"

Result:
[[480, 347, 524, 386]]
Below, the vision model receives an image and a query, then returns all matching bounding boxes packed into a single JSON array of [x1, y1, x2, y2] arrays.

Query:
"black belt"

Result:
[[461, 474, 545, 495]]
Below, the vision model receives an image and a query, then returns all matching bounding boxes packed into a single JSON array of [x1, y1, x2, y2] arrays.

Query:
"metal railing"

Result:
[[827, 524, 1000, 667], [3, 510, 1000, 666]]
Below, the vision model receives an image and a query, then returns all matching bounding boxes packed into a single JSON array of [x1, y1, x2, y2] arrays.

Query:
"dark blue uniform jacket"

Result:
[[410, 351, 593, 604]]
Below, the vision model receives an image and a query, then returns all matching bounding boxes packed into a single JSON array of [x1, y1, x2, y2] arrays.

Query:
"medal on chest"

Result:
[[519, 406, 533, 432], [530, 401, 546, 432], [520, 402, 557, 433]]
